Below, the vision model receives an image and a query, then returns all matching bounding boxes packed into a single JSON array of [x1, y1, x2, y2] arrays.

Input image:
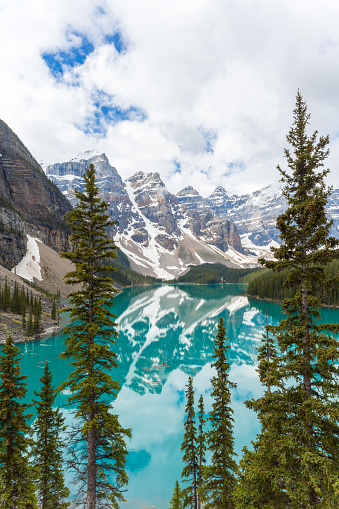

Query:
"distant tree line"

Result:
[[101, 249, 161, 286], [0, 279, 43, 335], [173, 263, 261, 285], [247, 259, 339, 306], [0, 278, 59, 336]]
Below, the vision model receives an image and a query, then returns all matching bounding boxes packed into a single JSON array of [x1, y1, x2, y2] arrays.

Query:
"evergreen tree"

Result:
[[236, 92, 339, 507], [181, 376, 198, 509], [22, 305, 26, 330], [170, 480, 183, 509], [31, 363, 70, 508], [26, 308, 33, 336], [256, 317, 279, 394], [51, 298, 56, 320], [59, 164, 131, 509], [196, 395, 206, 509], [0, 335, 38, 508], [3, 278, 10, 311], [202, 318, 237, 509]]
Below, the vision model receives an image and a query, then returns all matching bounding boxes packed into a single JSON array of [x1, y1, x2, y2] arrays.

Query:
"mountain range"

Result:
[[45, 151, 339, 279], [1, 119, 339, 282]]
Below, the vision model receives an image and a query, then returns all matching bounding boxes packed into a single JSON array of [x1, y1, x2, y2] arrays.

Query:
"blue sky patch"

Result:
[[198, 127, 217, 153], [42, 30, 126, 79], [173, 160, 181, 173], [227, 161, 245, 173], [106, 32, 126, 53], [76, 93, 147, 137], [42, 34, 94, 79]]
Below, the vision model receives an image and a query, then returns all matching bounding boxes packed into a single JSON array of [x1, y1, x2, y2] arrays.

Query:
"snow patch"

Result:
[[71, 149, 100, 162], [12, 235, 43, 282]]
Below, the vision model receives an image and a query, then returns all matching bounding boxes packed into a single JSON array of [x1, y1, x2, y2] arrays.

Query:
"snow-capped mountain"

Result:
[[45, 152, 339, 279], [45, 154, 257, 279], [206, 183, 339, 253]]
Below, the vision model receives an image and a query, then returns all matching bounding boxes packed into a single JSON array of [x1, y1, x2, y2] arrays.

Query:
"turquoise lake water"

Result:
[[16, 284, 339, 508]]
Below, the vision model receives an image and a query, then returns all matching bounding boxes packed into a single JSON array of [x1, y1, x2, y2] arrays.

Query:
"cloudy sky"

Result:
[[1, 0, 339, 196]]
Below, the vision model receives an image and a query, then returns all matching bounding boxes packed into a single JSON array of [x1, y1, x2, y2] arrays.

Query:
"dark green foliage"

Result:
[[247, 268, 295, 301], [59, 164, 131, 508], [237, 92, 339, 507], [0, 336, 38, 508], [170, 480, 184, 509], [31, 363, 70, 508], [181, 376, 198, 509], [0, 280, 46, 336], [51, 298, 56, 320], [100, 251, 161, 286], [256, 323, 279, 394], [26, 309, 34, 336], [202, 318, 237, 509], [197, 395, 206, 509], [247, 260, 339, 306], [173, 263, 261, 285]]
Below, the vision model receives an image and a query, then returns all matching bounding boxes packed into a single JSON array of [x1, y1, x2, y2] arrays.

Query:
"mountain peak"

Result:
[[71, 150, 103, 162], [176, 185, 200, 197]]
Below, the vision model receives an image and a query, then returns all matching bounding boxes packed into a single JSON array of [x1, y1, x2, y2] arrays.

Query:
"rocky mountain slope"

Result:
[[0, 235, 83, 343], [45, 151, 339, 278], [46, 153, 255, 279], [0, 120, 72, 269]]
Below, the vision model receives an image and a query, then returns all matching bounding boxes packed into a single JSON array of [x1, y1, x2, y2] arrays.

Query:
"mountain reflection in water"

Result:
[[18, 283, 321, 508]]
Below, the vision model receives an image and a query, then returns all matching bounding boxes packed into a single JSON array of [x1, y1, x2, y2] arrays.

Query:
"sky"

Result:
[[1, 0, 339, 196]]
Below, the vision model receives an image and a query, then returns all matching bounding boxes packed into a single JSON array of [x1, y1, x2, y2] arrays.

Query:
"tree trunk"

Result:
[[301, 274, 311, 397], [87, 409, 97, 509], [87, 281, 96, 509]]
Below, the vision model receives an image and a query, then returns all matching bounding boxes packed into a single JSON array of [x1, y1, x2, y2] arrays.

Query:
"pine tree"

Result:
[[51, 298, 56, 320], [26, 308, 33, 336], [59, 164, 131, 509], [0, 335, 38, 508], [31, 363, 70, 508], [256, 317, 279, 394], [181, 376, 198, 509], [196, 395, 206, 509], [3, 278, 10, 311], [236, 92, 339, 507], [170, 480, 183, 509], [22, 306, 26, 330], [202, 318, 237, 509], [234, 330, 287, 509]]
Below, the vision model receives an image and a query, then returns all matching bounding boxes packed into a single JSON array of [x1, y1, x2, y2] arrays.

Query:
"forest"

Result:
[[247, 259, 339, 306]]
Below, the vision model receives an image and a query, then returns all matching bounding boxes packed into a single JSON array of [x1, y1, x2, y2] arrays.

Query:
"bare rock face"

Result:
[[0, 120, 72, 268], [45, 158, 247, 278], [127, 171, 181, 251], [176, 186, 206, 210]]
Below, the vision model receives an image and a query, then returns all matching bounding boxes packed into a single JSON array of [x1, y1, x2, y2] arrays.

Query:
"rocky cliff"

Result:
[[0, 120, 72, 268], [206, 184, 339, 253], [46, 153, 251, 279]]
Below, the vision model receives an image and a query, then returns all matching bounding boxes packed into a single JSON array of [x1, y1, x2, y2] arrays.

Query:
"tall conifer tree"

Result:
[[236, 92, 339, 507], [181, 376, 198, 509], [202, 318, 237, 509], [31, 363, 70, 508], [196, 395, 206, 509], [59, 164, 131, 509], [0, 335, 38, 508], [170, 480, 183, 509]]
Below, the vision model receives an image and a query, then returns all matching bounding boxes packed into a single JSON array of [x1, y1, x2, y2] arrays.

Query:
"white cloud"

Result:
[[1, 0, 339, 195]]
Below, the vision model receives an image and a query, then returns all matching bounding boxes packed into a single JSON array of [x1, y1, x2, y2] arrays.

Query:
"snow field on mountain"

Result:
[[12, 235, 43, 282]]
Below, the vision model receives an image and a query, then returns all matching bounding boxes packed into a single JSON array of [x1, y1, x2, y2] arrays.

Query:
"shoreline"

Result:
[[247, 294, 339, 309], [0, 320, 62, 345]]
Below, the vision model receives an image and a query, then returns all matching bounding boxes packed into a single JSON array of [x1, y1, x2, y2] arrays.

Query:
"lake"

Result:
[[16, 284, 339, 508]]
